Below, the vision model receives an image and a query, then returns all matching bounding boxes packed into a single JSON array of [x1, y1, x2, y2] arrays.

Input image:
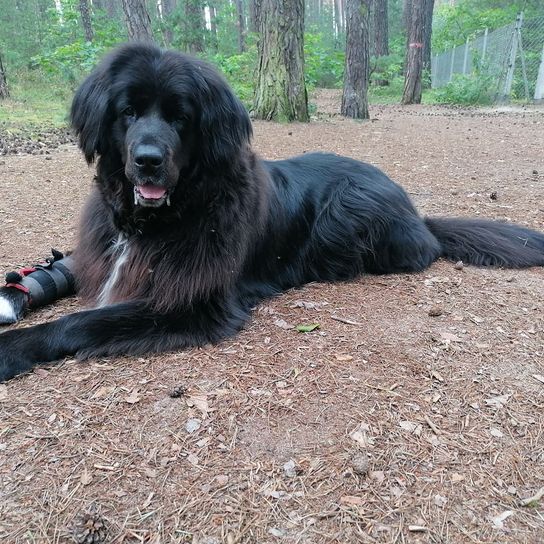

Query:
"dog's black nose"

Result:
[[133, 144, 164, 172]]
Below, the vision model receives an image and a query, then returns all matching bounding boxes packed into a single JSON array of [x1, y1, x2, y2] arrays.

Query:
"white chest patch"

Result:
[[97, 235, 131, 307]]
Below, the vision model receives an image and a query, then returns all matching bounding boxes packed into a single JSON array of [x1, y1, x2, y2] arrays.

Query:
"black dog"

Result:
[[1, 43, 543, 381]]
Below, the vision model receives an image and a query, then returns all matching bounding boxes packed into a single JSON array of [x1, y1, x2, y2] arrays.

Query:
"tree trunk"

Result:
[[209, 4, 218, 50], [160, 0, 176, 45], [253, 0, 309, 122], [79, 0, 94, 41], [181, 0, 204, 54], [402, 0, 424, 104], [235, 0, 246, 53], [374, 0, 388, 56], [422, 0, 434, 78], [373, 0, 389, 86], [341, 0, 370, 119], [249, 0, 262, 33], [121, 0, 154, 42], [94, 0, 119, 18], [0, 52, 9, 99]]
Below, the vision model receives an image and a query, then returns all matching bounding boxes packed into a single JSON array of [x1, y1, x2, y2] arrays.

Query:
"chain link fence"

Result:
[[431, 14, 544, 103]]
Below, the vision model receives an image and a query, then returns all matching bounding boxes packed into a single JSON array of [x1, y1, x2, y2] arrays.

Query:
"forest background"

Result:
[[0, 0, 543, 129]]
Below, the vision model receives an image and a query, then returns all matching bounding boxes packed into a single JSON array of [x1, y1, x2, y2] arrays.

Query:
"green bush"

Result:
[[304, 32, 345, 89], [208, 47, 257, 106], [431, 73, 496, 105], [28, 3, 122, 87]]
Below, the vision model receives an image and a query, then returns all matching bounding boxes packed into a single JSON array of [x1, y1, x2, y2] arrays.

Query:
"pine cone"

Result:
[[71, 507, 108, 544]]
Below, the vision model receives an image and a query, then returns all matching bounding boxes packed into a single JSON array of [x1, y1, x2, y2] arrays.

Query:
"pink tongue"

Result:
[[138, 185, 167, 199]]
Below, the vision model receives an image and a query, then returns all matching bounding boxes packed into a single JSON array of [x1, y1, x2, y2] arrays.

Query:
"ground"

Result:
[[0, 92, 543, 544]]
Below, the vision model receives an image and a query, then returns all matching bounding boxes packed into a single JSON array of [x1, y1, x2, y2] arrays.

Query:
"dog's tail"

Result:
[[424, 217, 544, 268]]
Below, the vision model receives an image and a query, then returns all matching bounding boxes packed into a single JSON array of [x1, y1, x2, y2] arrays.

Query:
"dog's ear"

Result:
[[70, 65, 110, 163], [196, 64, 253, 166]]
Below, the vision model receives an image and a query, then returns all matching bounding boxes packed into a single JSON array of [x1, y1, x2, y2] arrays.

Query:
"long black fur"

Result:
[[1, 43, 543, 381]]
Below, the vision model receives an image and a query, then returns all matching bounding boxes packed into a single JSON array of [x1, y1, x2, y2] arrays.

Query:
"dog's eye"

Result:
[[171, 113, 188, 125], [122, 106, 136, 118]]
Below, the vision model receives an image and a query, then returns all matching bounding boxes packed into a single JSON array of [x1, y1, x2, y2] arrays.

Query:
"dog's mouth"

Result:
[[133, 184, 171, 208]]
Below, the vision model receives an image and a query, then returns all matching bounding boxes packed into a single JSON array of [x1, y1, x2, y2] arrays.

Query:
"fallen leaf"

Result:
[[80, 468, 93, 486], [268, 528, 286, 538], [214, 475, 229, 486], [274, 318, 294, 330], [185, 418, 201, 433], [340, 495, 365, 506], [125, 389, 141, 404], [91, 385, 116, 399], [142, 492, 154, 509], [291, 300, 323, 310], [434, 494, 448, 507], [451, 473, 465, 483], [491, 510, 513, 530], [144, 467, 157, 478], [485, 394, 510, 409], [519, 487, 544, 507], [296, 323, 320, 333], [335, 354, 354, 361], [399, 420, 422, 435], [490, 427, 504, 438], [369, 471, 385, 483], [439, 332, 464, 342], [283, 459, 300, 478], [187, 453, 198, 467], [186, 393, 209, 415]]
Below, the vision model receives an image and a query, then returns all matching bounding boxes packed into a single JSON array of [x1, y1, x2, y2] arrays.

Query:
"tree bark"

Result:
[[98, 0, 118, 18], [249, 0, 262, 33], [253, 0, 309, 122], [0, 52, 9, 99], [209, 3, 218, 50], [341, 0, 370, 119], [374, 0, 388, 56], [235, 0, 246, 53], [373, 0, 389, 86], [79, 0, 94, 42], [121, 0, 154, 42], [402, 0, 423, 104], [160, 0, 176, 45], [178, 0, 204, 53], [422, 0, 434, 76]]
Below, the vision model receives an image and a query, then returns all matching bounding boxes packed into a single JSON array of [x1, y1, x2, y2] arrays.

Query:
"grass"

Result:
[[0, 70, 72, 130]]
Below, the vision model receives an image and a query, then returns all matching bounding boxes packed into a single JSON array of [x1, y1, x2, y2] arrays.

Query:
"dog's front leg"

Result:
[[0, 298, 249, 382]]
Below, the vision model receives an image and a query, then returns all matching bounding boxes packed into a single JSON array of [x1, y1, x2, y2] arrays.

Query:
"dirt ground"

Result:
[[0, 91, 543, 544]]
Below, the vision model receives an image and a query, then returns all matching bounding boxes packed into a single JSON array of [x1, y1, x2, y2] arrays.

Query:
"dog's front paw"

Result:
[[0, 329, 37, 381], [0, 287, 29, 325]]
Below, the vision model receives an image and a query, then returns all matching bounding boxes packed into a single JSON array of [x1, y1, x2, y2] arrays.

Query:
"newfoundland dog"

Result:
[[1, 43, 543, 381]]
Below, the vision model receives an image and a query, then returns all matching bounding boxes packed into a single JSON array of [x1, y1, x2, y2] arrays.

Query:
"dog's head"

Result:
[[71, 43, 252, 208]]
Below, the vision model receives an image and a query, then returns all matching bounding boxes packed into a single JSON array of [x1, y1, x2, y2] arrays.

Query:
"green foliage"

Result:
[[208, 47, 257, 106], [370, 52, 403, 84], [304, 32, 345, 89], [369, 76, 405, 104], [0, 69, 70, 127], [28, 1, 123, 86], [430, 73, 496, 105], [433, 0, 544, 52]]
